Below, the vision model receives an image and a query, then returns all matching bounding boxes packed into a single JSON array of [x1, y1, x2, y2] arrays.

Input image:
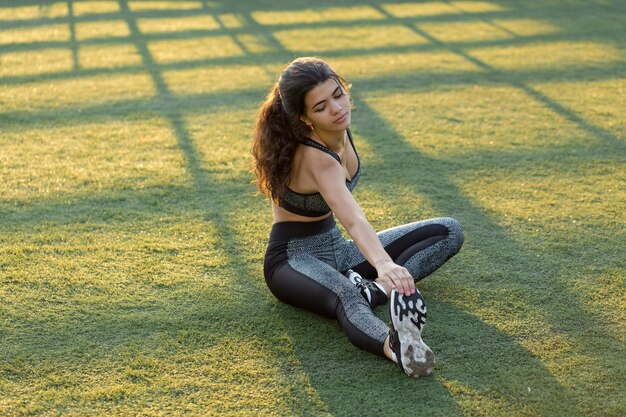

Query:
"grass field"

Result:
[[1, 0, 625, 416]]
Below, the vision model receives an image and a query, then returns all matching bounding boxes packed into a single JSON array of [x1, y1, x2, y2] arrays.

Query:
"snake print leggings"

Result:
[[263, 215, 464, 357]]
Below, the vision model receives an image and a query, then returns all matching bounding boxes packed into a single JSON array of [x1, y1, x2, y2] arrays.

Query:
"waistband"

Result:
[[269, 215, 336, 242]]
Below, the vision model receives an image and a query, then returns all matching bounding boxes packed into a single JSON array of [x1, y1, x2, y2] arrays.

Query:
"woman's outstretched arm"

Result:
[[310, 154, 416, 295]]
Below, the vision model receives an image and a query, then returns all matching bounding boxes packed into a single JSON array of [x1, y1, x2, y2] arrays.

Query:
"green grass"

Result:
[[1, 0, 624, 415]]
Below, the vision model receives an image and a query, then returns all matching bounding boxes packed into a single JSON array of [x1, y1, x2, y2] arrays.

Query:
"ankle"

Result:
[[374, 279, 392, 297], [383, 335, 396, 362]]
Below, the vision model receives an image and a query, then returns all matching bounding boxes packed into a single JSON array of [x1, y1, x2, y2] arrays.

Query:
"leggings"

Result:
[[263, 216, 464, 357]]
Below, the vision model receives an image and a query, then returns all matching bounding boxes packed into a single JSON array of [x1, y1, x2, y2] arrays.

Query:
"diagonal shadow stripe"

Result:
[[65, 0, 79, 71], [116, 0, 203, 181]]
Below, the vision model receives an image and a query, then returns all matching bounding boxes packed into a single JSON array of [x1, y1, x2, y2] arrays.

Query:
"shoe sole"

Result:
[[390, 290, 435, 377]]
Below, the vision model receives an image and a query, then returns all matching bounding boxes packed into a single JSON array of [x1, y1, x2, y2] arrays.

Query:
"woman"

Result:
[[251, 57, 463, 377]]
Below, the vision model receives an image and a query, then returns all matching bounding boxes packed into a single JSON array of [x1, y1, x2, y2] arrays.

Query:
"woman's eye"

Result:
[[314, 92, 343, 112]]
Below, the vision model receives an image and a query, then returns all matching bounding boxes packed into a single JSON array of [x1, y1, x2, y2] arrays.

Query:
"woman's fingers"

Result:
[[398, 276, 415, 295], [402, 268, 416, 294], [376, 263, 416, 295], [387, 267, 415, 295]]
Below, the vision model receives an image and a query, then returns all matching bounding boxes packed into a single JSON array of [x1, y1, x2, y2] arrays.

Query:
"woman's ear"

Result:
[[300, 115, 312, 129]]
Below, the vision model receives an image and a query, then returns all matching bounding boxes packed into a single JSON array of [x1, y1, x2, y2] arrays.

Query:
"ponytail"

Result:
[[251, 84, 304, 202]]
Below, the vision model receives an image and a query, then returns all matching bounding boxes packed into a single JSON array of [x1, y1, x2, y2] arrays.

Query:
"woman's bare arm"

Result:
[[308, 153, 416, 295]]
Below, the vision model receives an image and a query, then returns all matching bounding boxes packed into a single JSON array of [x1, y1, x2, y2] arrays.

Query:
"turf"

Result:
[[0, 0, 624, 416]]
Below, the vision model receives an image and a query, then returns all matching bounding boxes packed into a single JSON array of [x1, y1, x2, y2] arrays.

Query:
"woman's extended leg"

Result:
[[265, 253, 389, 357]]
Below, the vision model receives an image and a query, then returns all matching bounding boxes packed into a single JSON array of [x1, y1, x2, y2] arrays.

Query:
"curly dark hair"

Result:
[[251, 57, 350, 202]]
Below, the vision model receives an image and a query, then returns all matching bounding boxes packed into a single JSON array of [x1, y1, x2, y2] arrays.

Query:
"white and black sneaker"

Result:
[[344, 269, 388, 308], [389, 289, 435, 378]]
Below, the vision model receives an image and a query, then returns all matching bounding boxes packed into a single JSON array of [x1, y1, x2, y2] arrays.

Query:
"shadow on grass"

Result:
[[280, 299, 581, 416], [1, 0, 624, 414]]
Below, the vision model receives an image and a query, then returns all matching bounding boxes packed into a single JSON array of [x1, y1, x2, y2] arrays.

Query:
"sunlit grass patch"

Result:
[[492, 18, 561, 37], [183, 109, 257, 180], [341, 130, 382, 165], [0, 2, 67, 20], [137, 15, 220, 34], [437, 375, 553, 417], [332, 50, 482, 79], [251, 6, 385, 25], [1, 24, 69, 45], [75, 19, 131, 40], [469, 41, 623, 71], [419, 20, 516, 43], [0, 118, 189, 202], [0, 48, 73, 77], [78, 43, 142, 69], [418, 18, 559, 43], [234, 33, 278, 54], [355, 184, 438, 230], [0, 215, 226, 287], [449, 1, 505, 13], [225, 203, 274, 262], [217, 13, 245, 28], [454, 160, 624, 232], [529, 78, 626, 139], [539, 6, 626, 35], [381, 1, 462, 17], [0, 216, 265, 413], [163, 64, 272, 95], [430, 283, 557, 353], [381, 1, 503, 18], [0, 73, 155, 113], [425, 288, 584, 416], [147, 35, 243, 63], [189, 336, 326, 414], [73, 0, 121, 16], [274, 24, 428, 53], [569, 268, 626, 343], [429, 274, 623, 416], [455, 157, 626, 256], [127, 0, 203, 12], [360, 85, 587, 158], [0, 215, 231, 356]]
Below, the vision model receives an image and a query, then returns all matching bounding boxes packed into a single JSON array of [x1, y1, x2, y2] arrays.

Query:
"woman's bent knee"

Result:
[[439, 217, 464, 254]]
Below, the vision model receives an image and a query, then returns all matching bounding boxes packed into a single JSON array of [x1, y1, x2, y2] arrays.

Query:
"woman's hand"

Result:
[[375, 260, 416, 296]]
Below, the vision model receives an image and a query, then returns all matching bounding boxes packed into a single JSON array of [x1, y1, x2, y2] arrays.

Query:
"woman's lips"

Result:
[[334, 112, 349, 124]]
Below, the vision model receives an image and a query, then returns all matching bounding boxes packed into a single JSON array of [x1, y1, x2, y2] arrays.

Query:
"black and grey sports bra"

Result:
[[278, 129, 361, 217]]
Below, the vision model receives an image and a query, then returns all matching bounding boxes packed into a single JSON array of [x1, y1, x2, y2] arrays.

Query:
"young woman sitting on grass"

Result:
[[251, 57, 464, 377]]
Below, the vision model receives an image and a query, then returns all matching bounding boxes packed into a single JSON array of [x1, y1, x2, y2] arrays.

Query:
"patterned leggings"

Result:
[[263, 216, 464, 357]]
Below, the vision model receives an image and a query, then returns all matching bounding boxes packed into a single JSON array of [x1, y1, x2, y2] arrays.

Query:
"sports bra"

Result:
[[278, 129, 361, 217]]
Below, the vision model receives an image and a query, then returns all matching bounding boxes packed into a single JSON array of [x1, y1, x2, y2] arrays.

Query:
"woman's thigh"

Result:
[[265, 254, 389, 355]]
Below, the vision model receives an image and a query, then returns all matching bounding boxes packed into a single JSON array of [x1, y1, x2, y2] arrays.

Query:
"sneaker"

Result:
[[345, 269, 388, 308], [389, 289, 435, 377]]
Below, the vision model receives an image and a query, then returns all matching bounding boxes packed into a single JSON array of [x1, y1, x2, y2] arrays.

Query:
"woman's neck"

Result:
[[311, 129, 346, 153]]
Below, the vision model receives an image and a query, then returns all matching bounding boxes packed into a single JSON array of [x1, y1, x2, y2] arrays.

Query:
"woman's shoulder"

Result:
[[298, 138, 341, 165]]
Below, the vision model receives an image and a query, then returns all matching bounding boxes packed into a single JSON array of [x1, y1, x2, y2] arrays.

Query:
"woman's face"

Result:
[[301, 78, 351, 134]]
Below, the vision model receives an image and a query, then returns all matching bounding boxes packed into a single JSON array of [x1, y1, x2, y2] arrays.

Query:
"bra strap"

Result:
[[298, 138, 341, 163]]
